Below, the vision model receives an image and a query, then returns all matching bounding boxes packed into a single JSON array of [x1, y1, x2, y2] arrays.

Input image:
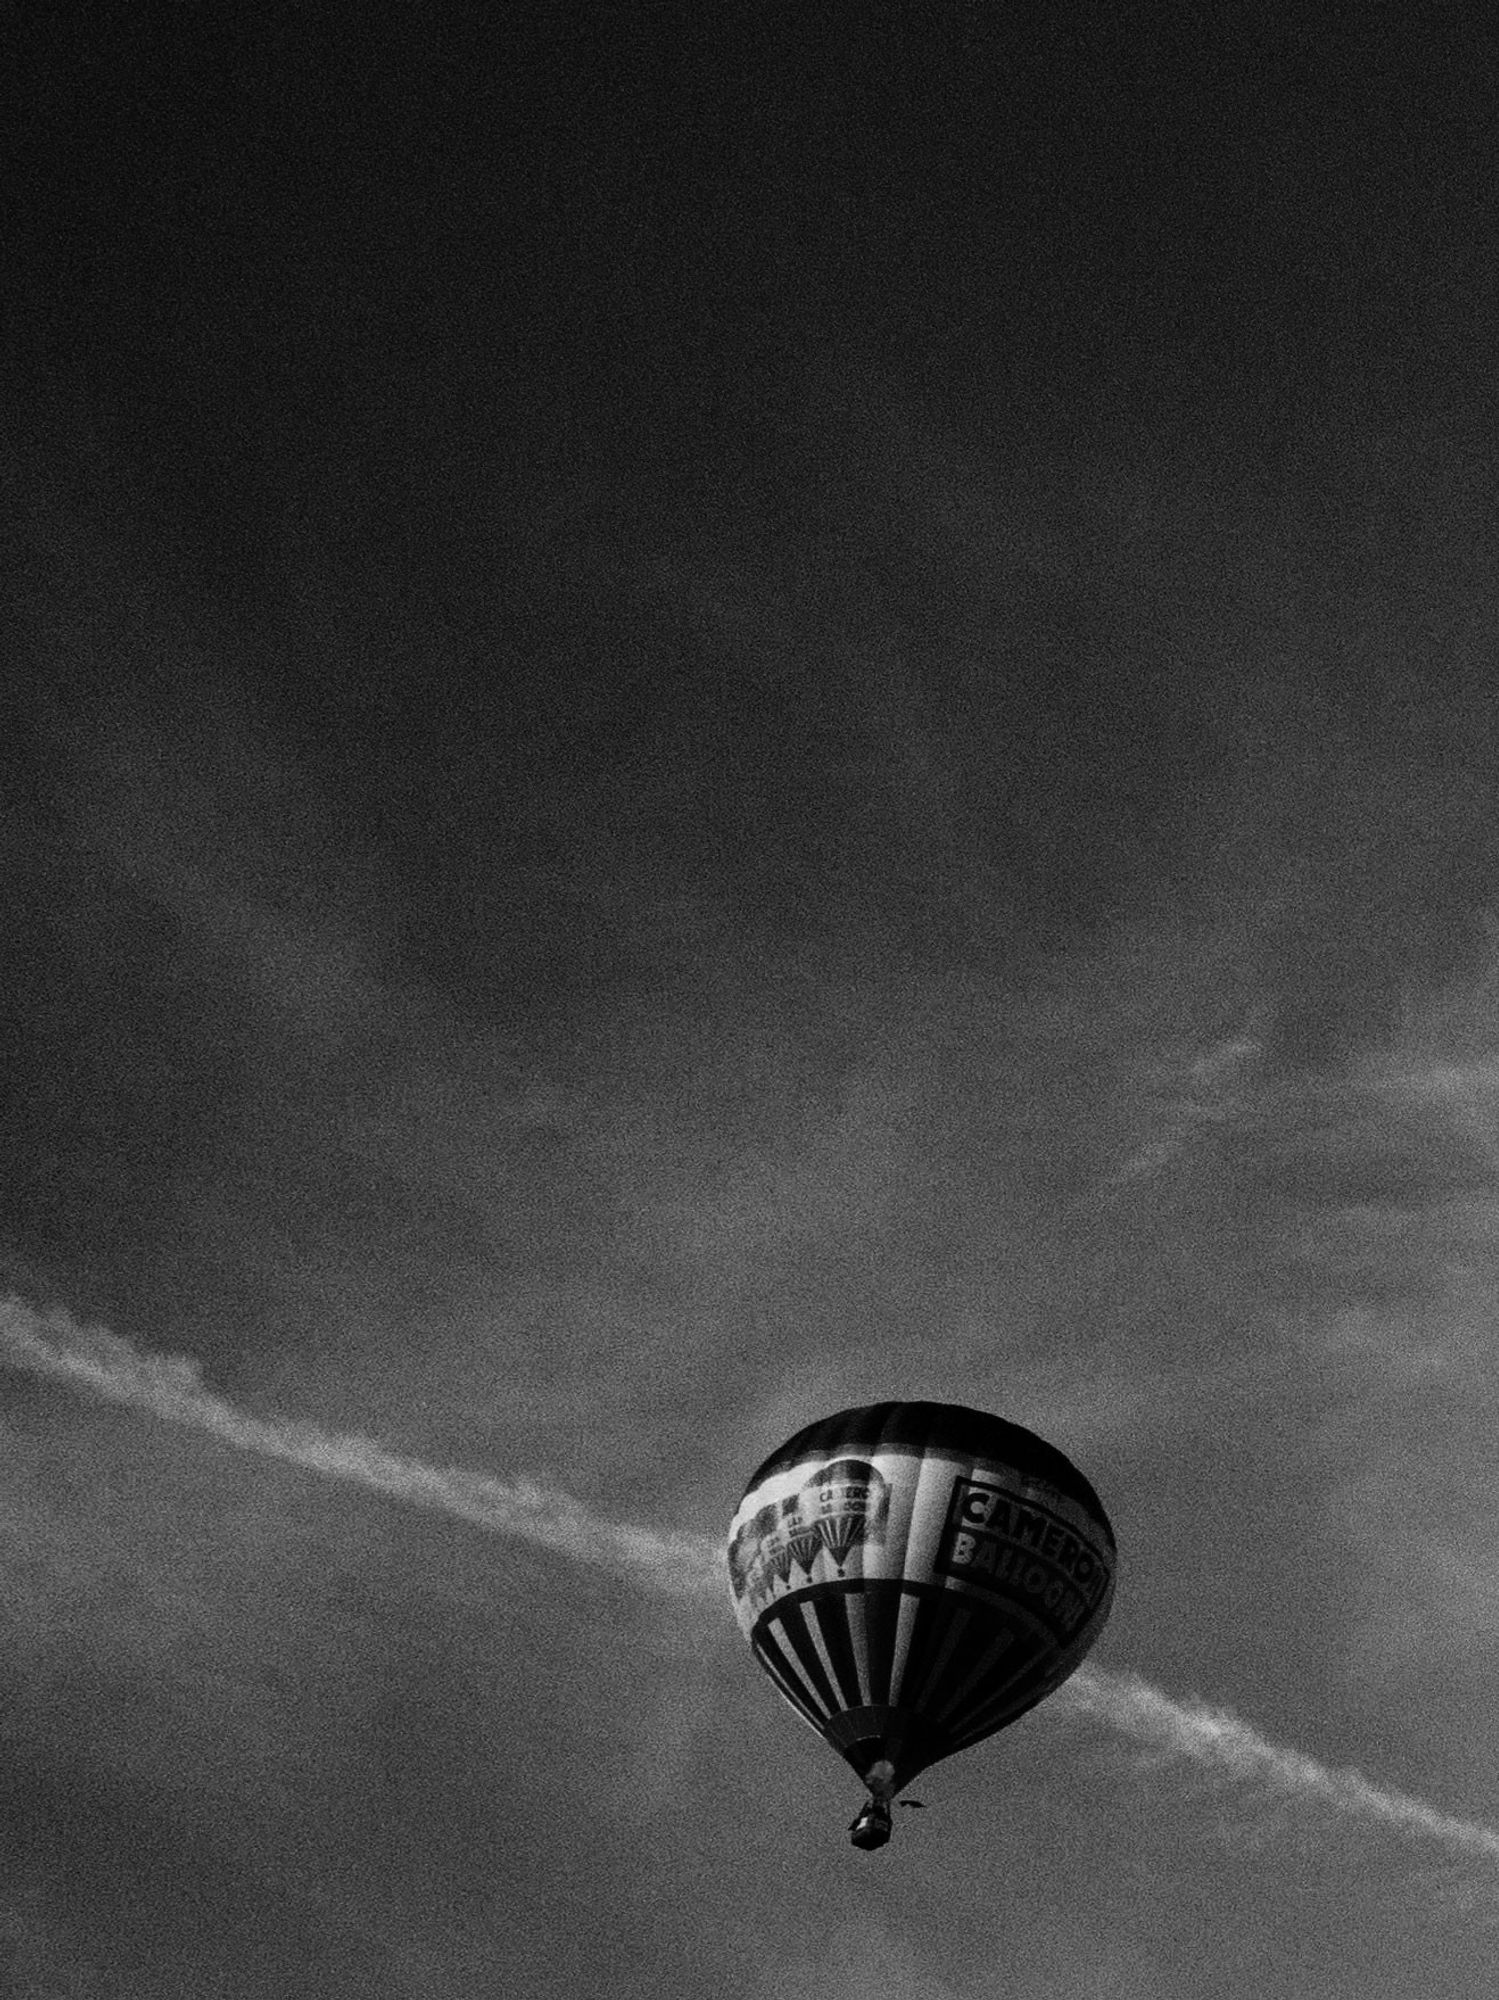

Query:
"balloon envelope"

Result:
[[727, 1402, 1116, 1799]]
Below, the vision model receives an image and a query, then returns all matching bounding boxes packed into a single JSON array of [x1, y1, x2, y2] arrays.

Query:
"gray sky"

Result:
[[7, 5, 1499, 1993]]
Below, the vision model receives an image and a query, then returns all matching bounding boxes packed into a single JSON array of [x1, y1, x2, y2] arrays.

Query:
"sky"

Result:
[[6, 2, 1499, 1992]]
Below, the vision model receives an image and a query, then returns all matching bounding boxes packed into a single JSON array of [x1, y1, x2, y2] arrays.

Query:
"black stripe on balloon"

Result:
[[931, 1636, 1038, 1752], [942, 1637, 1061, 1750], [860, 1579, 902, 1707], [890, 1587, 962, 1712], [948, 1631, 1051, 1729], [769, 1600, 843, 1720], [932, 1626, 1019, 1728], [753, 1625, 830, 1728], [906, 1601, 975, 1716], [945, 1699, 1045, 1755], [807, 1591, 864, 1714], [943, 1700, 1033, 1755]]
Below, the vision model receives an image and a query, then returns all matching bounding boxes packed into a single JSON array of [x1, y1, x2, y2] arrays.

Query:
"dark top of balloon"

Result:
[[744, 1401, 1115, 1545]]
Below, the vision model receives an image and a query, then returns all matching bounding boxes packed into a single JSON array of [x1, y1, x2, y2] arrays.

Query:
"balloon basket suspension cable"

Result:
[[848, 1759, 896, 1851]]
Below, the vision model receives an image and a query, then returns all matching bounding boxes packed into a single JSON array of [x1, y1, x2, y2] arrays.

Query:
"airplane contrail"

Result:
[[1058, 1666, 1499, 1879], [0, 1293, 722, 1599], [4, 1291, 1498, 1896]]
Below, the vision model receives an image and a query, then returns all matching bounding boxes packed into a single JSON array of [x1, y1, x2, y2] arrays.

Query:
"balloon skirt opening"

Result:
[[822, 1704, 942, 1799]]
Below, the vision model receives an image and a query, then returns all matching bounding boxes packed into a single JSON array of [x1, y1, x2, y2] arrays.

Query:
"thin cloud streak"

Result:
[[5, 1293, 1497, 1902], [1060, 1666, 1499, 1880], [0, 1295, 722, 1599]]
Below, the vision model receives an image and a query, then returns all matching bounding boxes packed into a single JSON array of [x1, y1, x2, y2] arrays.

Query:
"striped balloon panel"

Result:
[[750, 1579, 1065, 1762]]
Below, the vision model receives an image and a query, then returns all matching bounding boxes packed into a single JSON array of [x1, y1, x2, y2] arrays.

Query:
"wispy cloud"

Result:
[[1060, 1666, 1499, 1889], [0, 1295, 721, 1599]]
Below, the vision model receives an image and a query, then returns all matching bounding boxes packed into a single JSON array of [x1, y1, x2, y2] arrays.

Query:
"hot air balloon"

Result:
[[726, 1401, 1116, 1850]]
